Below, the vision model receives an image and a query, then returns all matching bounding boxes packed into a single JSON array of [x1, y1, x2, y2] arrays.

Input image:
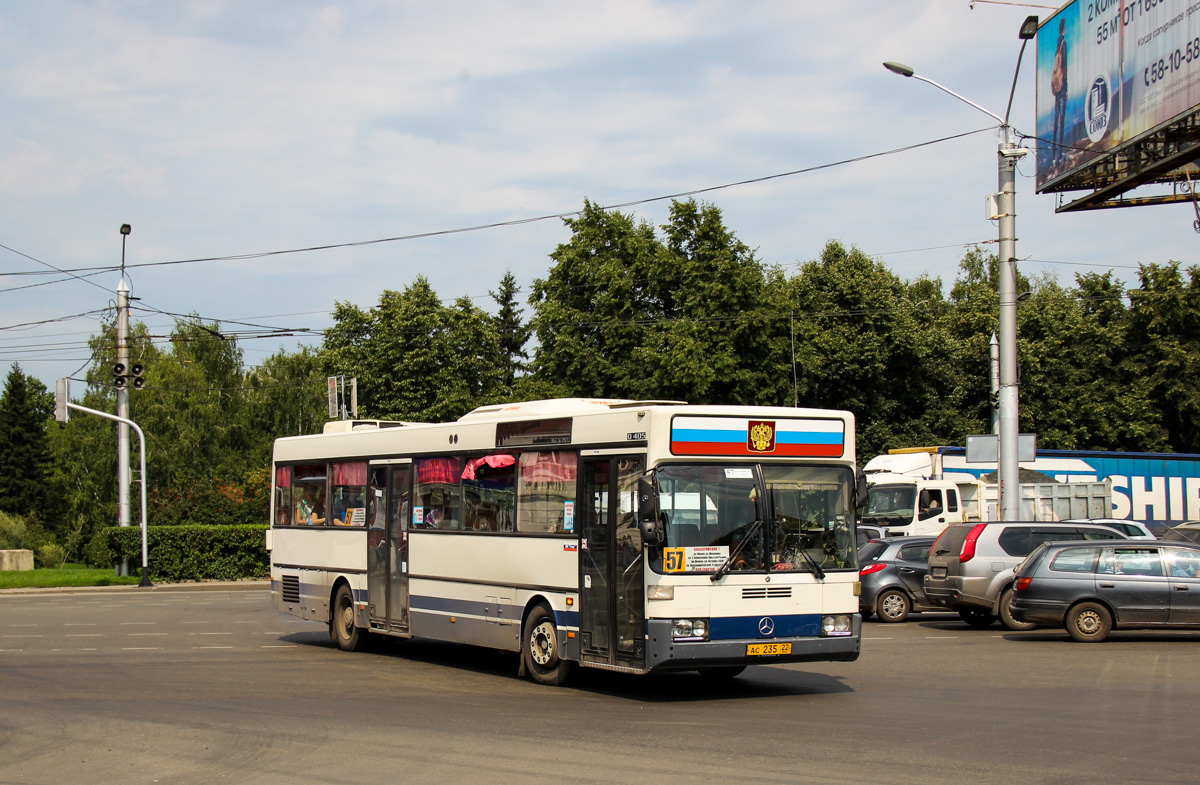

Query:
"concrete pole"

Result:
[[996, 126, 1025, 521], [116, 278, 131, 575]]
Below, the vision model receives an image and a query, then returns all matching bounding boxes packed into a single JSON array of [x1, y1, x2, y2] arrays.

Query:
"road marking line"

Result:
[[261, 645, 297, 648], [122, 647, 163, 651], [195, 646, 234, 649], [181, 621, 212, 625], [9, 624, 37, 628], [66, 634, 103, 638], [130, 633, 168, 637], [121, 622, 156, 626], [0, 649, 25, 652], [192, 632, 232, 636], [925, 636, 959, 639], [2, 634, 43, 638], [64, 623, 98, 627]]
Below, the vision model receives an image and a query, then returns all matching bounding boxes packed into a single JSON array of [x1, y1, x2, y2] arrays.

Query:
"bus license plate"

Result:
[[746, 642, 791, 656]]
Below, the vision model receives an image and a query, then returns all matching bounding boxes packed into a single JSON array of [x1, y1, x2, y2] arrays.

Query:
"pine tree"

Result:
[[490, 270, 531, 392], [0, 364, 54, 523]]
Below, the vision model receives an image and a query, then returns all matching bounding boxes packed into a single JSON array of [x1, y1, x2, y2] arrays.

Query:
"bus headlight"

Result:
[[671, 619, 710, 641], [821, 614, 852, 636]]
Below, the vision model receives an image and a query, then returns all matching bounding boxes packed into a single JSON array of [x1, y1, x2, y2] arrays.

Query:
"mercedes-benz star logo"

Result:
[[758, 617, 775, 636]]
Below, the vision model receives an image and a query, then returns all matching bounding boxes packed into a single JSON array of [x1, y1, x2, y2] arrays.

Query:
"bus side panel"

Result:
[[406, 534, 579, 653], [271, 528, 368, 624]]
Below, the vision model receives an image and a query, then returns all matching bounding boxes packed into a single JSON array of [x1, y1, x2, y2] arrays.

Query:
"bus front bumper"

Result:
[[643, 616, 861, 672]]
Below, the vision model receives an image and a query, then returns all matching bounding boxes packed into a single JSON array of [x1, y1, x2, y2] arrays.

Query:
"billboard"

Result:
[[1036, 0, 1200, 191]]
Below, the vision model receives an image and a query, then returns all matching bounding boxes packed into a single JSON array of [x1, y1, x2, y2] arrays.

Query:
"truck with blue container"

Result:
[[862, 446, 1200, 535]]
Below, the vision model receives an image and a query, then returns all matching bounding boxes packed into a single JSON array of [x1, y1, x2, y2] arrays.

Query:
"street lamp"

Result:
[[885, 15, 1038, 522]]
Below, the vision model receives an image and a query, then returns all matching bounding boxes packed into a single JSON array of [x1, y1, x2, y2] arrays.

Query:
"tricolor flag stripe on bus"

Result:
[[670, 416, 845, 457]]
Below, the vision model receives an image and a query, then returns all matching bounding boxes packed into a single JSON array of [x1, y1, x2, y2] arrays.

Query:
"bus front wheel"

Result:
[[332, 584, 365, 652], [523, 605, 572, 686]]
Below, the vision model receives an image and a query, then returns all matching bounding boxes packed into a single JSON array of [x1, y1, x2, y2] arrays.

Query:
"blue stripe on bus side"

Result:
[[409, 594, 580, 629], [709, 614, 822, 639]]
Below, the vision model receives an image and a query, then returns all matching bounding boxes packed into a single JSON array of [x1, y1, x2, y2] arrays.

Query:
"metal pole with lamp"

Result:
[[883, 15, 1038, 521]]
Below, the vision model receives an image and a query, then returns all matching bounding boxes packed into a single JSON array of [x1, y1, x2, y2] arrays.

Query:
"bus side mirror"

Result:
[[637, 475, 664, 546], [855, 469, 869, 510]]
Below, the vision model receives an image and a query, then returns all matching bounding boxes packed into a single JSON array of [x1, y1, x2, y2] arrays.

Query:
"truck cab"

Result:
[[860, 478, 963, 536]]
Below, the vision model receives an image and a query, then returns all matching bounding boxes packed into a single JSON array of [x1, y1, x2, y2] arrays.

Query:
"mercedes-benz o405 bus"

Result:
[[268, 398, 864, 684]]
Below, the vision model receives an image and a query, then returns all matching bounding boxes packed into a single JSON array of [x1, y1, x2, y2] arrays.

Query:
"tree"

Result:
[[529, 198, 773, 404], [1122, 263, 1200, 452], [321, 277, 507, 421], [528, 200, 659, 399], [490, 270, 530, 394], [642, 199, 773, 404], [0, 364, 56, 527], [776, 241, 965, 458], [1016, 272, 1166, 451]]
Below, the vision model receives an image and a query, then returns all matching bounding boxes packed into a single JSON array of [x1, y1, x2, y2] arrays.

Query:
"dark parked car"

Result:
[[858, 536, 938, 623], [1009, 540, 1200, 642]]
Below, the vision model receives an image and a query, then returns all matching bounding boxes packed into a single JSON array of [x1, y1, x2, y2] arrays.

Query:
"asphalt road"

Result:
[[1, 587, 1197, 785]]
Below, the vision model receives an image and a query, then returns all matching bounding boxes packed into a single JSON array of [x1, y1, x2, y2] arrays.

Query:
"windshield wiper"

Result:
[[710, 519, 764, 582], [797, 545, 825, 581]]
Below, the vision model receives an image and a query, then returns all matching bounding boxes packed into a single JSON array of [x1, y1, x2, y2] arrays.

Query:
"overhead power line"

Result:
[[1, 126, 998, 280]]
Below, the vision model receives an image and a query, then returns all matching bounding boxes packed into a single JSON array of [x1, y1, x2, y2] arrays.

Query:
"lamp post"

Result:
[[885, 15, 1038, 521]]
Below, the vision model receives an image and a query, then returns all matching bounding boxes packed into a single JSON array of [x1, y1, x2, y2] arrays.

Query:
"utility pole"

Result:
[[883, 15, 1037, 522], [995, 127, 1024, 521], [116, 225, 132, 575]]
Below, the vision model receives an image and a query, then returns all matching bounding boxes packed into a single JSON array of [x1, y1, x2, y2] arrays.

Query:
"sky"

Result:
[[2, 0, 1197, 391]]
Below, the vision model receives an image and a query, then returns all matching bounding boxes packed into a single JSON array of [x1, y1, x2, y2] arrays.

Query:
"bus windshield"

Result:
[[649, 463, 856, 575]]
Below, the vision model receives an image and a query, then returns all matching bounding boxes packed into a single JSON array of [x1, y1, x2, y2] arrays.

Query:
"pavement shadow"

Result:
[[283, 631, 854, 701]]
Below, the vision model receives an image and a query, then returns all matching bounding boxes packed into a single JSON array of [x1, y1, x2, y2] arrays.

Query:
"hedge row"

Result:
[[107, 524, 269, 582]]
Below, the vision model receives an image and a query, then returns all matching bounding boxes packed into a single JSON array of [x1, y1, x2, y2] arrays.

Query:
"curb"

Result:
[[0, 580, 270, 596]]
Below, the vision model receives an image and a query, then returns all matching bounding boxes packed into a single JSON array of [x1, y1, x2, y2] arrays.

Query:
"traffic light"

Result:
[[54, 379, 70, 423], [113, 362, 146, 390]]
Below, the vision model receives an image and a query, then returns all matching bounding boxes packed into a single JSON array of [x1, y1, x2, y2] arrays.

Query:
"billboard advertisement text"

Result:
[[1036, 0, 1200, 190]]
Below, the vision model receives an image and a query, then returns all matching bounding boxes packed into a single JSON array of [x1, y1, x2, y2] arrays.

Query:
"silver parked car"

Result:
[[1010, 540, 1200, 641], [923, 521, 1128, 630]]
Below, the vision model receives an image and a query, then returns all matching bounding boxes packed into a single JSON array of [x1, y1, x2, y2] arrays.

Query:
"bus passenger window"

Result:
[[416, 457, 461, 530], [274, 465, 292, 527], [331, 461, 368, 526], [293, 464, 327, 526], [517, 451, 578, 534], [462, 454, 516, 532]]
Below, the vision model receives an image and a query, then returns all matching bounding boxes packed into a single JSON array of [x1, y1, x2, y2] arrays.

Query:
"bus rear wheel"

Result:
[[332, 584, 365, 652], [523, 605, 572, 686]]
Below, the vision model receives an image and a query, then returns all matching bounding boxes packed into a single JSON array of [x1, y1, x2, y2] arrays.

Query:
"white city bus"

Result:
[[268, 398, 864, 684]]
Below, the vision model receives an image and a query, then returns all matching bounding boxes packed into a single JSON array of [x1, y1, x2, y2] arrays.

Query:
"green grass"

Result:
[[0, 564, 142, 590]]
